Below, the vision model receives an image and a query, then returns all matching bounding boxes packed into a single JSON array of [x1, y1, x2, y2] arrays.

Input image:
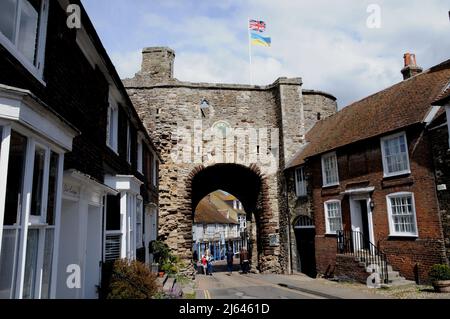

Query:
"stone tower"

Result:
[[123, 47, 337, 274], [139, 47, 175, 83]]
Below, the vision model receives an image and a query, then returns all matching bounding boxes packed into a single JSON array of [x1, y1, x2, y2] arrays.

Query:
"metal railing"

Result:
[[337, 230, 389, 284]]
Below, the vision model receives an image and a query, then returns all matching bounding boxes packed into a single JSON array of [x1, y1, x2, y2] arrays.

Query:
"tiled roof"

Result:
[[433, 80, 450, 105], [287, 59, 450, 168], [194, 195, 239, 224]]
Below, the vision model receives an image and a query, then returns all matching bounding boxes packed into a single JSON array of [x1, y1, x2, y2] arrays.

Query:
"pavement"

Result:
[[195, 261, 388, 299]]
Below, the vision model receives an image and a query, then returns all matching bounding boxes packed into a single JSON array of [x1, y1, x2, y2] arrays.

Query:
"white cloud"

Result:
[[110, 50, 141, 79], [94, 0, 450, 108]]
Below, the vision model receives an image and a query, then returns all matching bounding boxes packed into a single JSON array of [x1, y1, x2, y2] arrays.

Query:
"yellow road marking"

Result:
[[204, 290, 211, 299]]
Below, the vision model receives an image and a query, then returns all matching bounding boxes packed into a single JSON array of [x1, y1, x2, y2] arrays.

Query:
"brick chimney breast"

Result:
[[401, 52, 423, 80], [140, 47, 175, 83]]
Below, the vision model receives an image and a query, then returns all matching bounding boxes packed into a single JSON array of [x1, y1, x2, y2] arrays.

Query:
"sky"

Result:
[[81, 0, 450, 108]]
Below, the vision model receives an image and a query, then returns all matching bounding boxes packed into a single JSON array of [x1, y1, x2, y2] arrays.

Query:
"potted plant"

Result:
[[429, 264, 450, 293], [151, 240, 170, 276]]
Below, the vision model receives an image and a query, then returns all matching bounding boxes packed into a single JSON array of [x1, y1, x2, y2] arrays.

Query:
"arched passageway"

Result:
[[188, 164, 278, 272]]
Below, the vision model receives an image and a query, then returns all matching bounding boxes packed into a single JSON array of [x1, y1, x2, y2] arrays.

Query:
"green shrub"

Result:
[[429, 264, 450, 282], [151, 240, 171, 265], [161, 254, 186, 275], [107, 259, 160, 299]]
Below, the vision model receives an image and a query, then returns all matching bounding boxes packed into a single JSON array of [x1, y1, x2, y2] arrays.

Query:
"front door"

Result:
[[294, 227, 317, 278], [349, 196, 374, 251], [144, 206, 157, 264]]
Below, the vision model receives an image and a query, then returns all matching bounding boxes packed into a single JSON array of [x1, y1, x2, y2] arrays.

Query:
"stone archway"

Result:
[[186, 163, 280, 273], [124, 46, 338, 276]]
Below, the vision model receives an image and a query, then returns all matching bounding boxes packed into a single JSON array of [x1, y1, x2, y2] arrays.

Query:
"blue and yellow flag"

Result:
[[250, 32, 271, 47]]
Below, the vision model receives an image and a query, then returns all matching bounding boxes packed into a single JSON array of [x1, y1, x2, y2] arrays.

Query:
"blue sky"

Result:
[[81, 0, 450, 107]]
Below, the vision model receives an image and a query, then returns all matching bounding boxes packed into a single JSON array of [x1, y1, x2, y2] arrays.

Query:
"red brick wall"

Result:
[[310, 127, 447, 282]]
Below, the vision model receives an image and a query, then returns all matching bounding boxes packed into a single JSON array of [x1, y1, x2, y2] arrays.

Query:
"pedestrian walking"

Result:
[[206, 249, 213, 276], [201, 255, 208, 275], [193, 250, 199, 273], [240, 247, 249, 274], [226, 248, 234, 275]]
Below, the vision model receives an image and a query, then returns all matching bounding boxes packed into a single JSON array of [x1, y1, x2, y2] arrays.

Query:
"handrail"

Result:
[[337, 230, 389, 284]]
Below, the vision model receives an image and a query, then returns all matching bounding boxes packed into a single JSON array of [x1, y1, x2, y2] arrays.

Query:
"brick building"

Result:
[[430, 82, 450, 263], [286, 54, 450, 283], [0, 0, 160, 299]]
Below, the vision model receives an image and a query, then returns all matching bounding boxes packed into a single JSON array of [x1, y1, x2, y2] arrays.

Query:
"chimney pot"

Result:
[[401, 52, 422, 80]]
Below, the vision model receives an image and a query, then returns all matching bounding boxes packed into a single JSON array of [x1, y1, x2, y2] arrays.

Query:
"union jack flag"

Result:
[[249, 20, 266, 32]]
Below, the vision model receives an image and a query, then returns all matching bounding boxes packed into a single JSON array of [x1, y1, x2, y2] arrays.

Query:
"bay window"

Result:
[[0, 126, 63, 299], [380, 132, 410, 177], [136, 198, 143, 249], [0, 0, 49, 80], [104, 194, 121, 262]]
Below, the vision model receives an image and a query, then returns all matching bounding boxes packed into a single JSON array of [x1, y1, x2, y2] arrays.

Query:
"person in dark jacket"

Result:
[[240, 248, 249, 274], [226, 248, 234, 275]]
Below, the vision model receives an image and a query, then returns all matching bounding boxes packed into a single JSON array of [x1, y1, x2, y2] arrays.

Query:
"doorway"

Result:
[[349, 196, 374, 251], [84, 205, 102, 299], [294, 216, 317, 278]]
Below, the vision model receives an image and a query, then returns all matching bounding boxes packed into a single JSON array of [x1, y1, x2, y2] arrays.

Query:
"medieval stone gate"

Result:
[[124, 47, 336, 273]]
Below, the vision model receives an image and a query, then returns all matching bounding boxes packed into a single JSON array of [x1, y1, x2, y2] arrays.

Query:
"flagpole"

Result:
[[247, 17, 253, 85]]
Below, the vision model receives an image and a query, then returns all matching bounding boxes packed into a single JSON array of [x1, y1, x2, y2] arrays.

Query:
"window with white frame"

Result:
[[106, 95, 118, 152], [0, 128, 62, 299], [136, 198, 143, 249], [126, 122, 131, 164], [386, 193, 418, 237], [0, 0, 49, 79], [381, 132, 410, 177], [321, 152, 339, 187], [324, 200, 342, 235], [295, 167, 307, 197], [137, 137, 143, 173]]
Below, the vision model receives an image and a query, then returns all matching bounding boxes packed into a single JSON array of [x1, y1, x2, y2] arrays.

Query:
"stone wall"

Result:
[[124, 47, 337, 273]]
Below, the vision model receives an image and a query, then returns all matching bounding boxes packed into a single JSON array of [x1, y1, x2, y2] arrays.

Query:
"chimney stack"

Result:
[[140, 47, 175, 82], [401, 53, 423, 80]]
